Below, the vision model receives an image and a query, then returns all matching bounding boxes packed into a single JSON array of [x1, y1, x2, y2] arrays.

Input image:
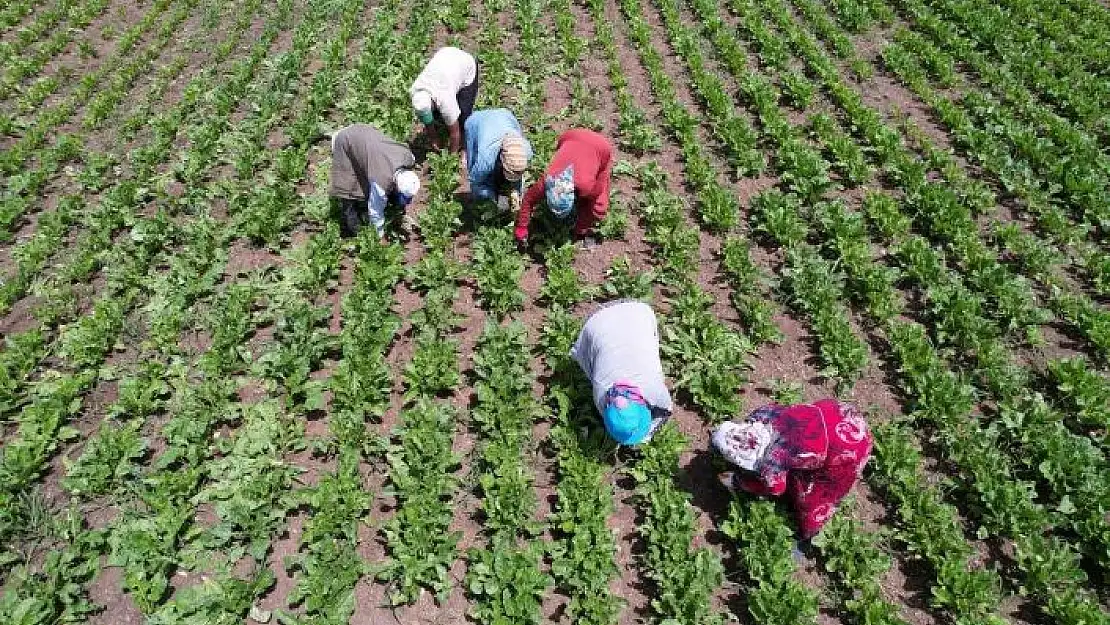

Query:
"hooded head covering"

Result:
[[411, 90, 434, 124], [544, 164, 575, 218], [712, 420, 774, 472], [500, 134, 528, 182], [393, 169, 420, 206], [602, 382, 652, 445]]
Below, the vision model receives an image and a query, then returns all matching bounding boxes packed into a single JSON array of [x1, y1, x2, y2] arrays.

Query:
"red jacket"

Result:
[[515, 129, 613, 240]]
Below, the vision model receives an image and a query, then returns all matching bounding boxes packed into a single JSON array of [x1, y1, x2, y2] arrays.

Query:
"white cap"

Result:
[[411, 90, 433, 115], [394, 169, 420, 199]]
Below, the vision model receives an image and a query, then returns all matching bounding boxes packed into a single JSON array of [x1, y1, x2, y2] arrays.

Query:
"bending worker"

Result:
[[465, 108, 531, 210], [410, 46, 479, 154], [570, 300, 672, 446], [712, 399, 873, 539], [330, 123, 420, 238], [515, 128, 613, 247]]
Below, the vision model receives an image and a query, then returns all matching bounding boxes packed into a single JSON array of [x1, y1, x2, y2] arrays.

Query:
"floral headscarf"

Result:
[[544, 164, 575, 218], [712, 420, 775, 472]]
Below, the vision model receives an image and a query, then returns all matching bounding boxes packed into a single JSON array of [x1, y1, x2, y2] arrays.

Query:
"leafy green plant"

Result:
[[149, 570, 275, 625], [62, 420, 148, 498], [776, 137, 833, 201], [769, 378, 804, 405], [1046, 357, 1110, 430], [663, 285, 751, 420], [722, 498, 819, 625], [403, 334, 461, 399], [628, 425, 724, 625], [379, 400, 461, 605], [547, 386, 623, 625], [541, 243, 590, 306], [597, 199, 629, 240], [0, 330, 44, 415], [198, 400, 304, 562], [813, 506, 908, 625], [602, 255, 654, 300], [466, 541, 551, 625], [781, 70, 816, 109], [0, 522, 106, 625], [751, 189, 808, 247], [473, 227, 526, 318]]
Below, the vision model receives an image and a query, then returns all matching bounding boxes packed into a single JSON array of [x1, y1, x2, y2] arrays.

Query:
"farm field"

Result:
[[1, 0, 1110, 623]]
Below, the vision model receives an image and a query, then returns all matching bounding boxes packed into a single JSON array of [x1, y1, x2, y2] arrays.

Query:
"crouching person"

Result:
[[570, 301, 672, 446], [515, 129, 613, 248], [465, 108, 531, 211], [712, 399, 873, 539], [330, 123, 420, 238]]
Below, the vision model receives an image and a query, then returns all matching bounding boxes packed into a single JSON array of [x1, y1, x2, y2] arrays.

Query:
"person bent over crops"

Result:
[[515, 128, 613, 249], [410, 46, 479, 154], [465, 108, 531, 212], [712, 400, 872, 539], [330, 124, 420, 238], [570, 300, 673, 446]]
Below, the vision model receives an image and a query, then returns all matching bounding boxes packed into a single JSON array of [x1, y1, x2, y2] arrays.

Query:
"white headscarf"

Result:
[[411, 90, 433, 118], [712, 420, 773, 472], [393, 169, 420, 199]]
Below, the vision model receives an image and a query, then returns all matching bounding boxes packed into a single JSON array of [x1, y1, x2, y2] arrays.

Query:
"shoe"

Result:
[[579, 235, 599, 250]]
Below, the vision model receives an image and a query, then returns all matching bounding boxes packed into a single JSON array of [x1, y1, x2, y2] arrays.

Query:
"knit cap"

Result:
[[500, 134, 528, 181]]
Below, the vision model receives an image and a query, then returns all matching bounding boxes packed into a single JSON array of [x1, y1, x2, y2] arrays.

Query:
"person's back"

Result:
[[465, 109, 531, 201], [466, 109, 520, 153], [410, 47, 477, 124], [571, 301, 672, 415], [330, 124, 415, 201], [549, 129, 610, 199]]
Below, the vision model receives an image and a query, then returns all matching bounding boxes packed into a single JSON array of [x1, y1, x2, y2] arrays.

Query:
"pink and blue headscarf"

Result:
[[603, 381, 652, 445]]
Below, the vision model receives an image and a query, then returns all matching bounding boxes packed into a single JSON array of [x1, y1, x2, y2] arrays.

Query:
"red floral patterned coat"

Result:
[[735, 400, 872, 538]]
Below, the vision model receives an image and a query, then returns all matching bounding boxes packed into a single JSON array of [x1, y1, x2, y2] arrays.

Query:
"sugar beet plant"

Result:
[[466, 322, 551, 624], [628, 425, 725, 625], [722, 498, 820, 625], [379, 69, 467, 607]]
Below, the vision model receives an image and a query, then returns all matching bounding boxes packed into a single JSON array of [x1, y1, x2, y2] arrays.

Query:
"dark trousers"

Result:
[[457, 65, 479, 129], [338, 198, 366, 237]]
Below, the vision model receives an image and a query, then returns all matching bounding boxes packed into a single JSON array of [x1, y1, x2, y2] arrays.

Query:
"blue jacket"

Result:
[[465, 108, 532, 200]]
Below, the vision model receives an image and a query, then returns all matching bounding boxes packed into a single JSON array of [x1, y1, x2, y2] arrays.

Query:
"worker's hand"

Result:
[[718, 472, 738, 493], [508, 190, 521, 214]]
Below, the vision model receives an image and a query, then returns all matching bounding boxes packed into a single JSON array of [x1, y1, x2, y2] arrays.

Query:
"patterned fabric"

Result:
[[721, 400, 872, 539], [711, 420, 775, 472], [544, 165, 576, 217]]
